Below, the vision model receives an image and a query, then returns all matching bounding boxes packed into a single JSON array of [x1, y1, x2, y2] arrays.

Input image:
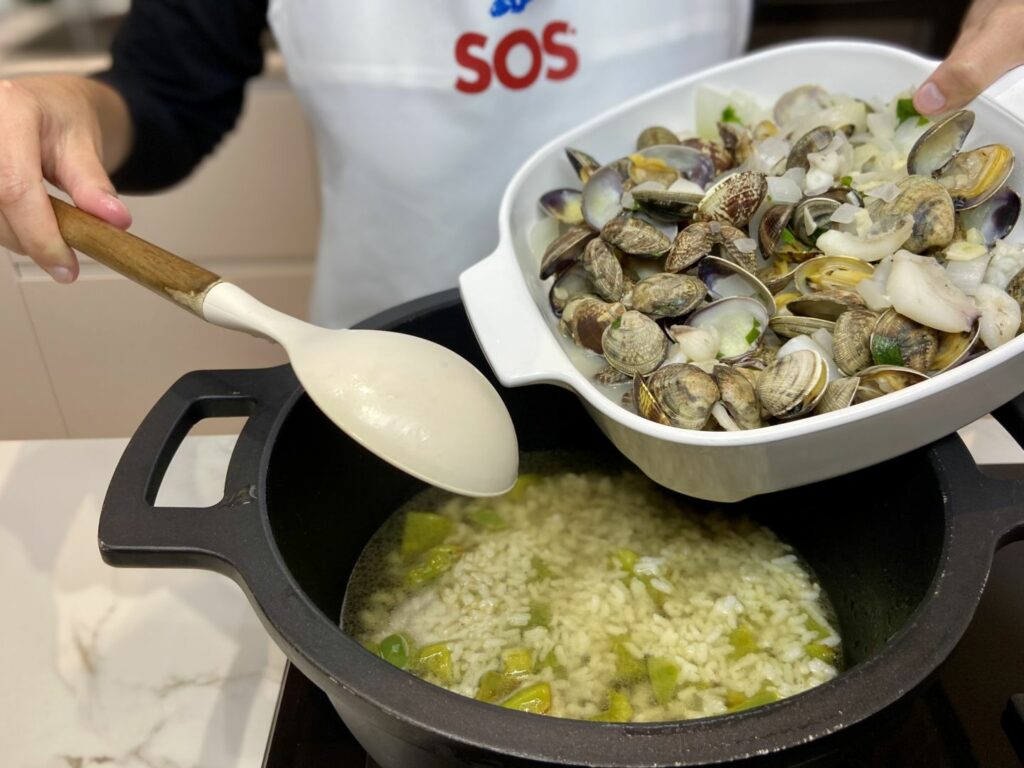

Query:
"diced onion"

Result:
[[944, 242, 987, 261], [864, 181, 901, 203], [735, 237, 758, 254], [829, 203, 862, 225], [766, 175, 802, 203]]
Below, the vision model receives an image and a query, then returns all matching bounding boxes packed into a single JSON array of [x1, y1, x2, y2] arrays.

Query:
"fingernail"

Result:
[[101, 192, 129, 216], [915, 82, 947, 114], [46, 265, 75, 284]]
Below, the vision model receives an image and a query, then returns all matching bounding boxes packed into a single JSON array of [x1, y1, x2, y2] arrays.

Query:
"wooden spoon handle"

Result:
[[50, 196, 222, 316]]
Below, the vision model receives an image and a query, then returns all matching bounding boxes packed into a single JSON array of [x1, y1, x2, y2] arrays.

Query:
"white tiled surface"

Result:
[[0, 436, 286, 768]]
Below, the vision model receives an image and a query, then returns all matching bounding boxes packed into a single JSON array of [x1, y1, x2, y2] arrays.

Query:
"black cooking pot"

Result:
[[99, 290, 1024, 767]]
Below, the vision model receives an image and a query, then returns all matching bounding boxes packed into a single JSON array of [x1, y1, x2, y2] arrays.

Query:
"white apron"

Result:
[[268, 0, 752, 328]]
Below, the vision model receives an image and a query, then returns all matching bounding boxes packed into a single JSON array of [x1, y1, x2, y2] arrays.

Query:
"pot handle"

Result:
[[98, 365, 298, 574], [459, 247, 575, 388]]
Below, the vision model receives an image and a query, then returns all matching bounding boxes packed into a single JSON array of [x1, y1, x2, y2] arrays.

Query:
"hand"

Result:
[[913, 0, 1024, 116], [0, 75, 132, 282]]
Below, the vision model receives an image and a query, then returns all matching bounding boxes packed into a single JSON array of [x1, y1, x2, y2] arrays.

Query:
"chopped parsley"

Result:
[[720, 105, 743, 125], [896, 98, 921, 123], [840, 175, 853, 187], [745, 319, 762, 345]]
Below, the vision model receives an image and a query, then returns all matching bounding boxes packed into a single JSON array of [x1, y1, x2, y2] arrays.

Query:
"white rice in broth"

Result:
[[344, 453, 841, 722]]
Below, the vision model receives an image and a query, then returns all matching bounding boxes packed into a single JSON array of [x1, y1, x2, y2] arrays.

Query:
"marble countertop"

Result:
[[0, 435, 286, 768]]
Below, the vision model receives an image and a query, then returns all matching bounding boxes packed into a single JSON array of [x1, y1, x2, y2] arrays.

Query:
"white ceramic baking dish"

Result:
[[460, 40, 1024, 502]]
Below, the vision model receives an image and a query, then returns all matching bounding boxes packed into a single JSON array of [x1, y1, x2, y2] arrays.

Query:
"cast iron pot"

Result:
[[99, 289, 1024, 767]]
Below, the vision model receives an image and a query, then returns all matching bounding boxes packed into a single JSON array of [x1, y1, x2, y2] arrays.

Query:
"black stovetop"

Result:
[[261, 542, 1024, 768]]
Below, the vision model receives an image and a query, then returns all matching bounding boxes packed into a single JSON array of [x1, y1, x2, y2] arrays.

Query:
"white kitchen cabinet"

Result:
[[0, 54, 320, 439]]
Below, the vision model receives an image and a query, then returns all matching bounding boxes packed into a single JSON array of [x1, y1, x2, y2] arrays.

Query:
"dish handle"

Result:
[[98, 365, 297, 574], [459, 245, 574, 388]]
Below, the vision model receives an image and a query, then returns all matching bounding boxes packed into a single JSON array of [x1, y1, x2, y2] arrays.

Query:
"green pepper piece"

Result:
[[401, 512, 453, 558], [501, 647, 534, 679], [614, 549, 639, 573], [530, 556, 554, 581], [646, 656, 680, 706], [804, 615, 831, 639], [840, 175, 853, 187], [505, 473, 541, 502], [612, 637, 646, 684], [728, 625, 759, 660], [727, 687, 779, 713], [805, 642, 837, 665], [404, 544, 462, 588], [467, 507, 505, 530], [896, 97, 921, 123], [500, 682, 552, 714], [415, 642, 454, 684], [476, 670, 520, 702], [720, 105, 742, 124], [588, 690, 634, 722], [379, 633, 413, 669], [527, 601, 552, 629]]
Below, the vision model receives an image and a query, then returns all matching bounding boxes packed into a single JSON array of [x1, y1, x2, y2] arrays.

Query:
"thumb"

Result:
[[913, 11, 1024, 115], [53, 130, 132, 230]]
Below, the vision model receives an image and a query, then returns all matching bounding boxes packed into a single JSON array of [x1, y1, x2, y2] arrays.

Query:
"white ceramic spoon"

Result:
[[51, 197, 519, 497]]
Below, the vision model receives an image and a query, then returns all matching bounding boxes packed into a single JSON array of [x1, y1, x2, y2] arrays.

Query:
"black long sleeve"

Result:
[[91, 0, 270, 193]]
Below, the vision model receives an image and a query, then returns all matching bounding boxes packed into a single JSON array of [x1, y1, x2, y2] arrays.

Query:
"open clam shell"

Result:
[[548, 263, 594, 317], [907, 109, 974, 178], [632, 144, 716, 189], [794, 255, 875, 296], [814, 376, 860, 415], [870, 176, 955, 253], [560, 296, 625, 354], [582, 165, 627, 231], [958, 187, 1021, 245], [685, 296, 771, 362], [540, 224, 597, 280], [637, 126, 680, 150], [539, 188, 584, 225], [713, 364, 762, 429], [938, 143, 1015, 211], [697, 171, 768, 228], [698, 256, 776, 317], [869, 309, 939, 373], [786, 291, 864, 321], [931, 321, 981, 373], [853, 365, 928, 403], [630, 187, 703, 223], [769, 314, 836, 339], [793, 196, 842, 245], [566, 147, 602, 183], [787, 126, 835, 171]]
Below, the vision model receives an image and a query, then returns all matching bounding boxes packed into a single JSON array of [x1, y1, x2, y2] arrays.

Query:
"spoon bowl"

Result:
[[50, 197, 519, 497]]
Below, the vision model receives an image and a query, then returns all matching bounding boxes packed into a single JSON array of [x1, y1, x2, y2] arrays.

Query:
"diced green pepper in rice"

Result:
[[726, 686, 779, 713], [504, 473, 541, 501], [500, 682, 552, 714], [728, 624, 759, 660], [647, 656, 680, 705], [805, 642, 837, 665], [527, 601, 552, 628], [537, 649, 567, 679], [467, 507, 506, 530], [415, 642, 455, 684], [589, 690, 634, 722], [401, 512, 453, 558], [530, 556, 554, 581], [379, 633, 413, 669], [501, 647, 535, 679], [612, 637, 646, 683], [404, 544, 462, 588], [476, 670, 520, 703]]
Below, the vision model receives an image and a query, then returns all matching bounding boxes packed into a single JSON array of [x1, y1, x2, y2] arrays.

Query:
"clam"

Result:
[[758, 204, 820, 261], [627, 273, 707, 319], [696, 171, 768, 228], [582, 165, 626, 231], [637, 126, 679, 150], [718, 122, 753, 166], [773, 85, 831, 129], [679, 137, 733, 174], [602, 310, 669, 375], [631, 145, 716, 189], [794, 255, 875, 296], [685, 297, 771, 362], [932, 321, 981, 372], [539, 188, 584, 225], [792, 196, 842, 245], [566, 147, 601, 183], [758, 257, 802, 294], [630, 187, 703, 223], [958, 187, 1021, 245], [560, 296, 625, 354], [906, 109, 1014, 211], [601, 215, 672, 258], [786, 290, 865, 320], [697, 256, 776, 317], [540, 224, 597, 279], [633, 373, 671, 425], [786, 126, 835, 171], [869, 309, 939, 372], [853, 365, 927, 403], [756, 349, 829, 419], [595, 365, 632, 386], [549, 264, 594, 316], [1005, 268, 1024, 334], [814, 376, 860, 415], [871, 176, 955, 253], [581, 238, 625, 302], [833, 308, 878, 375], [713, 364, 762, 429], [644, 364, 720, 429], [667, 220, 756, 273], [769, 314, 836, 339]]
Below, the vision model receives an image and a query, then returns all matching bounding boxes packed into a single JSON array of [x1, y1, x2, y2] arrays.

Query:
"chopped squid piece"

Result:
[[984, 240, 1024, 290], [887, 251, 979, 333], [974, 284, 1022, 349], [668, 325, 721, 363], [816, 215, 914, 262], [945, 253, 991, 297]]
